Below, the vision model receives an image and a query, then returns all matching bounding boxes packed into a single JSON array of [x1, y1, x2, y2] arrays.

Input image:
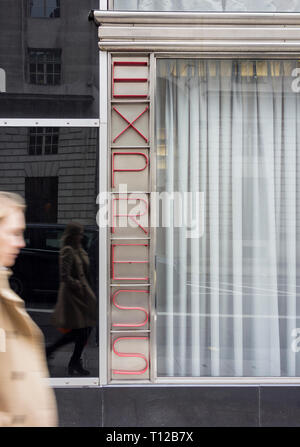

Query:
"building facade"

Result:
[[2, 0, 300, 427]]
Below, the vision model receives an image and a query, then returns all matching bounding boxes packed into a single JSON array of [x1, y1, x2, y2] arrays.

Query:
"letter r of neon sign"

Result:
[[112, 197, 149, 234]]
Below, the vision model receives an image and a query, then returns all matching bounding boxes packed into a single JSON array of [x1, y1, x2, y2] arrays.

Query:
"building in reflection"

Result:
[[0, 0, 99, 118], [0, 0, 99, 225], [0, 127, 98, 224], [0, 0, 100, 386]]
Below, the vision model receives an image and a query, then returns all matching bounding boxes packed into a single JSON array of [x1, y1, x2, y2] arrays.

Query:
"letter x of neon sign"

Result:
[[113, 106, 149, 143]]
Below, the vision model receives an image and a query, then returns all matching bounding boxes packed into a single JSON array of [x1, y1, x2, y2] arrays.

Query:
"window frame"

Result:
[[27, 48, 62, 86], [0, 0, 105, 389], [92, 9, 300, 385], [0, 119, 100, 388], [153, 54, 300, 384], [28, 127, 59, 155], [28, 0, 61, 19]]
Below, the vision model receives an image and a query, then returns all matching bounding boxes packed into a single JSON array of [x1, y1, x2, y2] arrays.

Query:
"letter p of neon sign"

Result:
[[112, 152, 149, 188]]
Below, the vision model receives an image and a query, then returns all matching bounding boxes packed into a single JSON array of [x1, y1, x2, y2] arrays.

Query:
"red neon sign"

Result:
[[111, 243, 149, 281], [112, 106, 149, 143], [112, 197, 149, 234], [112, 152, 149, 188], [112, 336, 149, 375], [112, 290, 149, 328], [112, 61, 148, 99]]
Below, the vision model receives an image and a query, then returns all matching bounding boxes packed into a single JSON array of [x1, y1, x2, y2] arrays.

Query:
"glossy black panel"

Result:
[[0, 127, 99, 378], [0, 0, 99, 118]]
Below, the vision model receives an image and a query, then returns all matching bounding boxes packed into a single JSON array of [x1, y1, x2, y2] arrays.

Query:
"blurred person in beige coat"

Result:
[[0, 192, 58, 427]]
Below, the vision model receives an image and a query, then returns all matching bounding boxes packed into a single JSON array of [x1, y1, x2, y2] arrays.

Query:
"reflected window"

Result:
[[25, 177, 58, 223], [28, 49, 61, 85], [29, 0, 60, 18], [28, 127, 59, 155]]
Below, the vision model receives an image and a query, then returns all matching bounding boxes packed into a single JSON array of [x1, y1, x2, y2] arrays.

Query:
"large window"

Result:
[[28, 127, 59, 155], [25, 177, 58, 223], [113, 0, 300, 11], [28, 49, 61, 86], [0, 127, 99, 378], [156, 59, 300, 377], [0, 1, 100, 384], [29, 0, 60, 18]]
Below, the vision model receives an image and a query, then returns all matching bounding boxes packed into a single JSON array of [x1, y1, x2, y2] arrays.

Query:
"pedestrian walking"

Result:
[[0, 191, 58, 427], [46, 222, 97, 376]]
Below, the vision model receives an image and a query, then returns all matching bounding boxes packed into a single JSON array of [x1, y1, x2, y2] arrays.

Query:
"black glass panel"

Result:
[[0, 127, 99, 378], [0, 0, 99, 118]]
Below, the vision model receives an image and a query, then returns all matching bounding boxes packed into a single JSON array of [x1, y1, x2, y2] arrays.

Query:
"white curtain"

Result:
[[156, 59, 300, 377], [114, 0, 300, 12]]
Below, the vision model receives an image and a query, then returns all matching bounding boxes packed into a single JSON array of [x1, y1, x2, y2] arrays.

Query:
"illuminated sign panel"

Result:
[[110, 57, 151, 381]]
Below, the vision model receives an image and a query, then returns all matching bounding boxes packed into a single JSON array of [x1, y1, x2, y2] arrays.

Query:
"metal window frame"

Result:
[[0, 119, 101, 388], [28, 126, 59, 155], [47, 0, 107, 389], [103, 0, 110, 10], [92, 10, 300, 386], [153, 52, 300, 386], [0, 0, 105, 390], [27, 48, 62, 86], [99, 50, 109, 386], [28, 0, 61, 19], [96, 10, 300, 23], [0, 119, 99, 127]]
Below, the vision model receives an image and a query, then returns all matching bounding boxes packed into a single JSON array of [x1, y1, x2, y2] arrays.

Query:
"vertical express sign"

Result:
[[110, 57, 151, 381]]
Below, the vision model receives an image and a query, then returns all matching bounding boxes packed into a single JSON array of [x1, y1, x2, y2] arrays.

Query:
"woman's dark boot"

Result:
[[68, 358, 90, 376], [45, 345, 55, 360]]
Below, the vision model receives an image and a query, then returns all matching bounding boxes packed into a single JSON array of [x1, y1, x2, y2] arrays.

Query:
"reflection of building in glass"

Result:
[[0, 0, 99, 118], [0, 128, 98, 225], [28, 49, 62, 86], [28, 128, 59, 155], [0, 0, 99, 225], [29, 0, 61, 18]]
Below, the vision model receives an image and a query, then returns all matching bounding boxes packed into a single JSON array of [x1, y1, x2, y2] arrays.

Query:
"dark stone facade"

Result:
[[54, 385, 300, 427]]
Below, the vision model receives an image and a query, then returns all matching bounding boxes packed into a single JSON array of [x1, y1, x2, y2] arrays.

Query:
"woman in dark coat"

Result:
[[46, 222, 97, 376]]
